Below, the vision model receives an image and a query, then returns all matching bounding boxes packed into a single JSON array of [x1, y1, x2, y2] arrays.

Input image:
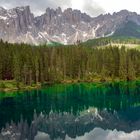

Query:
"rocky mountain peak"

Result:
[[56, 7, 62, 15], [114, 10, 130, 16], [0, 7, 6, 12], [0, 6, 140, 45], [14, 6, 30, 12]]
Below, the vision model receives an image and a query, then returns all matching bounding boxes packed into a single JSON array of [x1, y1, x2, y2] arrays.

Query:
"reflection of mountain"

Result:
[[1, 106, 140, 140], [63, 128, 140, 140], [0, 82, 140, 139], [35, 128, 140, 140], [1, 82, 140, 129]]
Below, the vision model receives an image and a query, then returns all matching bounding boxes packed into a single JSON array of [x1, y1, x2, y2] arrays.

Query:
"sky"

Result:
[[0, 0, 139, 17]]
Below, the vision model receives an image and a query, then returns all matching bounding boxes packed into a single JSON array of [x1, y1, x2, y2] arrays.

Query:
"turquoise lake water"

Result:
[[0, 82, 140, 140]]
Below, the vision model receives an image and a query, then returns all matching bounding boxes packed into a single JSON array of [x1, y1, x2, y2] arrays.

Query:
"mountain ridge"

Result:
[[0, 6, 140, 45]]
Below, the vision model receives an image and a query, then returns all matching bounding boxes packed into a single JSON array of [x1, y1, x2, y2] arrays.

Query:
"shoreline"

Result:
[[0, 78, 139, 92], [0, 80, 41, 92]]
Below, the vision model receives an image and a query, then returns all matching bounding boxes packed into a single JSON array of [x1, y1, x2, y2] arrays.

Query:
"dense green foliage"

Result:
[[0, 40, 140, 86], [80, 36, 140, 47]]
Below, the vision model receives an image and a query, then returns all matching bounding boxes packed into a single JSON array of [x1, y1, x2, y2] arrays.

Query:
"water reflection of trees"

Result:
[[1, 107, 140, 140], [0, 82, 140, 139]]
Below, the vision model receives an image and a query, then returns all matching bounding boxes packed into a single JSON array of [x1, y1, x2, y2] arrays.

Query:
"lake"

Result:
[[0, 82, 140, 140]]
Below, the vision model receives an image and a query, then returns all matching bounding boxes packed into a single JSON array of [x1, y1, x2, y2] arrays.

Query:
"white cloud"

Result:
[[35, 128, 140, 140], [65, 128, 140, 140], [82, 0, 105, 17], [93, 0, 140, 14], [0, 0, 139, 17], [34, 132, 50, 140], [0, 0, 104, 17]]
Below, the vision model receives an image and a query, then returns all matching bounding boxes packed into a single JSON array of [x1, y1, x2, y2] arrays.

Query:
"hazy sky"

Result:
[[0, 0, 139, 17]]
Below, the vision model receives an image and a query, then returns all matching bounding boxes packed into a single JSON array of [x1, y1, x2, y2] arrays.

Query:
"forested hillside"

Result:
[[80, 36, 140, 47], [0, 39, 140, 88]]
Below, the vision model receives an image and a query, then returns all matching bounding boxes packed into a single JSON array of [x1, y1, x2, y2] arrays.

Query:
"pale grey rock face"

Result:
[[0, 6, 140, 45]]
